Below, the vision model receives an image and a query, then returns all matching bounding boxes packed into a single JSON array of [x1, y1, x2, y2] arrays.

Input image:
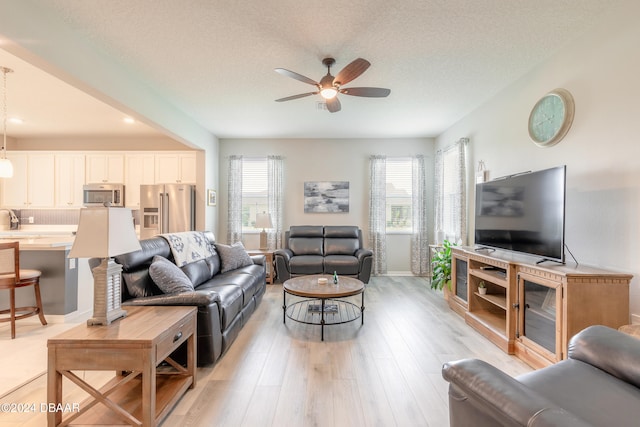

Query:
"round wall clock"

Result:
[[528, 88, 575, 147]]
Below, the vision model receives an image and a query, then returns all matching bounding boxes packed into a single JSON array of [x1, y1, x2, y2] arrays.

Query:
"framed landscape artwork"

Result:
[[304, 181, 349, 213]]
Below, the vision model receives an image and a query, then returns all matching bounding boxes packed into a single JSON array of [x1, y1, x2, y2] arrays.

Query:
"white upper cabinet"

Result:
[[55, 154, 85, 208], [1, 152, 55, 208], [0, 151, 197, 210], [85, 154, 125, 184], [125, 154, 155, 208], [154, 152, 196, 184]]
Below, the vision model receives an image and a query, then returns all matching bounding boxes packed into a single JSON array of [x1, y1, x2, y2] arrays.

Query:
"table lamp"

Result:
[[68, 206, 141, 326], [255, 212, 273, 250]]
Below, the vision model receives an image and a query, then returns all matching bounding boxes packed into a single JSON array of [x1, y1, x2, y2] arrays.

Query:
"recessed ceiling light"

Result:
[[9, 117, 23, 124], [123, 117, 135, 124]]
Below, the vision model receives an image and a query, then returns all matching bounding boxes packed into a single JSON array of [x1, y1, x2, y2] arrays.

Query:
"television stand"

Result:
[[474, 246, 495, 253], [447, 246, 632, 369]]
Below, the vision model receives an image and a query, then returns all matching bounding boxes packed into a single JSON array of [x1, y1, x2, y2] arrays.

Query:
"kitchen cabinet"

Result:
[[85, 154, 124, 184], [1, 152, 55, 208], [154, 152, 196, 184], [55, 154, 85, 207], [125, 154, 155, 208]]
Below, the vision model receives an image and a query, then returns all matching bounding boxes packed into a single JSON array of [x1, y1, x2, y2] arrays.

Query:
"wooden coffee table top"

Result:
[[283, 274, 364, 298]]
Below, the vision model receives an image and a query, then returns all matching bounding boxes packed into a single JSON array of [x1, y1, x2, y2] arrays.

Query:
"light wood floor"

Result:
[[0, 276, 532, 426]]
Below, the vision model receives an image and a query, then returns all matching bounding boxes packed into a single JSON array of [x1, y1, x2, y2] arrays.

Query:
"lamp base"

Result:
[[259, 230, 268, 250], [88, 258, 127, 326]]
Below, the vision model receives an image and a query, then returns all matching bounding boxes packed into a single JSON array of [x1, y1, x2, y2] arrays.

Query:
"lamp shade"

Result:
[[0, 158, 13, 178], [255, 212, 273, 229], [69, 207, 141, 258]]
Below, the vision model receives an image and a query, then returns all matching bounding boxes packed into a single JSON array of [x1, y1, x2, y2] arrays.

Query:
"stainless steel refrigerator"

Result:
[[140, 184, 195, 239]]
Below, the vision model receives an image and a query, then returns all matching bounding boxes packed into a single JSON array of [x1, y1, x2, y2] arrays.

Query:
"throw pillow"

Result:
[[216, 242, 253, 273], [149, 255, 194, 294]]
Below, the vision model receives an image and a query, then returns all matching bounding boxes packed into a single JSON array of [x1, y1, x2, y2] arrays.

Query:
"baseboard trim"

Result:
[[378, 271, 415, 277]]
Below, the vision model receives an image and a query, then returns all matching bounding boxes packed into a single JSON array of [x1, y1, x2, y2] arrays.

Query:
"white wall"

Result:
[[436, 4, 640, 316], [218, 138, 434, 272]]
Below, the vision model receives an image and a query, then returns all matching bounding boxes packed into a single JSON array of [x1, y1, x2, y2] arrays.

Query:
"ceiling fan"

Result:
[[274, 57, 390, 113]]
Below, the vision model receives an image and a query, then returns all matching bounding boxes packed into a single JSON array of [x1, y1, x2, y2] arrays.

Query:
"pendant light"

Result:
[[0, 66, 14, 178]]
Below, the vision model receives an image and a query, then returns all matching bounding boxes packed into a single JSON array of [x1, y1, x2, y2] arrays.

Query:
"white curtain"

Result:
[[369, 155, 387, 275], [434, 138, 468, 245], [411, 155, 429, 275], [227, 155, 243, 244], [267, 155, 284, 250]]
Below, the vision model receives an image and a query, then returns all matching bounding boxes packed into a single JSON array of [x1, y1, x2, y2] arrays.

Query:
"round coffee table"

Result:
[[283, 274, 365, 341]]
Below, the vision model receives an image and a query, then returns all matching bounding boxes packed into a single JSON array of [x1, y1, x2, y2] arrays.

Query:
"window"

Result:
[[435, 139, 467, 244], [241, 158, 268, 232], [386, 157, 412, 232], [442, 149, 459, 237]]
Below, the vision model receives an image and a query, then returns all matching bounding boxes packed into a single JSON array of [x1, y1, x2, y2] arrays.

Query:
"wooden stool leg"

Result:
[[34, 281, 47, 326], [10, 288, 16, 339]]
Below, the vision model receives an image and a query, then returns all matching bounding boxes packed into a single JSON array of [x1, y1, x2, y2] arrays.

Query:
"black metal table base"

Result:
[[283, 292, 365, 341]]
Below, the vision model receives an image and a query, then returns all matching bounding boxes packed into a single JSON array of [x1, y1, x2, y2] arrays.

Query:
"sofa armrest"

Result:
[[123, 290, 221, 307], [274, 248, 293, 283], [274, 248, 292, 262], [355, 248, 373, 262], [250, 254, 266, 266], [568, 325, 640, 388], [442, 359, 590, 427]]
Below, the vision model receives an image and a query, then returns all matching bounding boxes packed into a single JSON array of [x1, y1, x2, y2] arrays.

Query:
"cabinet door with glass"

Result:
[[516, 271, 563, 363], [447, 249, 469, 318]]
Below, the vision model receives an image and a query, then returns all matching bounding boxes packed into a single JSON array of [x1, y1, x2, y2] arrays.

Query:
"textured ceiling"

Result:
[[0, 0, 633, 140]]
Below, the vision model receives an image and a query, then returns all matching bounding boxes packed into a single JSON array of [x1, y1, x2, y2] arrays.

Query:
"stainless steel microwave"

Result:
[[82, 183, 125, 207]]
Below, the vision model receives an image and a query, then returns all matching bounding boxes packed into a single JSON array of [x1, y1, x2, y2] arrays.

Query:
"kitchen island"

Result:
[[0, 234, 80, 320]]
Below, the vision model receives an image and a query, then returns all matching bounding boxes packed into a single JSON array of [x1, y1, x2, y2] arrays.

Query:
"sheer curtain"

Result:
[[411, 155, 429, 275], [267, 155, 284, 250], [227, 155, 243, 244], [434, 138, 468, 245], [369, 155, 387, 275]]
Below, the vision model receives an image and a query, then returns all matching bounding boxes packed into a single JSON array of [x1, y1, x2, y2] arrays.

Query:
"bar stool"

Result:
[[0, 241, 47, 339]]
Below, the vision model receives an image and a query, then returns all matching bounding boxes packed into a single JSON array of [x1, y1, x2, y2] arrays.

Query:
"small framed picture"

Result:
[[207, 189, 217, 206]]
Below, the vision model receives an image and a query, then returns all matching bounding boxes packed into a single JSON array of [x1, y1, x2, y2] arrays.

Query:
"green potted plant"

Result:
[[478, 281, 487, 295], [431, 239, 456, 291]]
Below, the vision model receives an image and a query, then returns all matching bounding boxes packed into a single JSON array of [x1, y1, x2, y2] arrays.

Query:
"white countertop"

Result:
[[0, 227, 76, 250]]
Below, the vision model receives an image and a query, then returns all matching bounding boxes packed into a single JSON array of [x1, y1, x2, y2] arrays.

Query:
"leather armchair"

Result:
[[274, 225, 373, 283], [442, 325, 640, 426]]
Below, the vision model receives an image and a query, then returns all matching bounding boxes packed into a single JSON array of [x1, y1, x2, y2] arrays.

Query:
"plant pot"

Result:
[[442, 283, 451, 300], [478, 287, 487, 295]]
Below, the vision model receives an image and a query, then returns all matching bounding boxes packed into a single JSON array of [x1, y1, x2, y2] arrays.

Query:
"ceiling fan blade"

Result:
[[340, 87, 391, 97], [275, 92, 318, 102], [333, 58, 370, 86], [326, 97, 341, 113], [274, 68, 319, 86]]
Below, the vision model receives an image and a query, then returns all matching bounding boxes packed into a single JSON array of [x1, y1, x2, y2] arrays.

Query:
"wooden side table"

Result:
[[47, 306, 196, 427], [247, 249, 274, 284]]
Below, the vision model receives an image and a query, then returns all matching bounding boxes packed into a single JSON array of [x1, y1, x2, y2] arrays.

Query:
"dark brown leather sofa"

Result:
[[113, 231, 266, 366], [442, 325, 640, 426], [274, 225, 373, 283]]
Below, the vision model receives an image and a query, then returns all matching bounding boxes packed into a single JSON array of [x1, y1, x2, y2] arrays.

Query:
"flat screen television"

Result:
[[474, 165, 566, 263]]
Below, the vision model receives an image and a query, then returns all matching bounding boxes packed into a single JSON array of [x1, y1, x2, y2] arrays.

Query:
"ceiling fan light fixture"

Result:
[[320, 87, 337, 99], [275, 57, 389, 112], [319, 74, 337, 99]]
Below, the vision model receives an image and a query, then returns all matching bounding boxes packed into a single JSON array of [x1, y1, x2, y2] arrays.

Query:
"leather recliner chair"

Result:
[[274, 225, 373, 283], [442, 325, 640, 426]]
